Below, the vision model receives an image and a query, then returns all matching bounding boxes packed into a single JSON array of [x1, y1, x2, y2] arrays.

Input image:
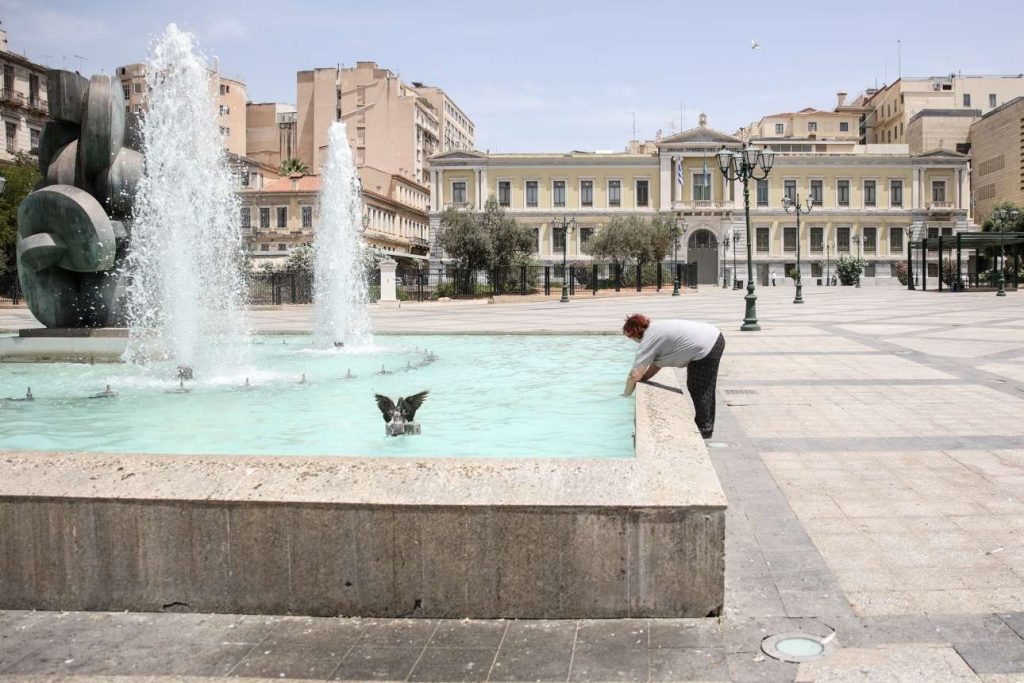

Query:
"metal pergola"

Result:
[[910, 232, 1024, 291]]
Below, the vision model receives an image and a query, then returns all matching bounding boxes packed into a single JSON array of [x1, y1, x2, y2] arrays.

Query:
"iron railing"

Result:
[[0, 275, 21, 305]]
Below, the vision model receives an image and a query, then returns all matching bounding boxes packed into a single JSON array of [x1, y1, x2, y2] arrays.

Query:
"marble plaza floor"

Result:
[[3, 284, 1024, 681]]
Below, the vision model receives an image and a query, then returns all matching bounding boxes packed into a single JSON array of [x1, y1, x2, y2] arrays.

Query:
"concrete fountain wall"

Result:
[[0, 371, 726, 618]]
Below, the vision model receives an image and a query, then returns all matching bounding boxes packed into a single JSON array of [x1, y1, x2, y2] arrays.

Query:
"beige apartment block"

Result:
[[246, 102, 297, 169], [905, 109, 981, 154], [969, 97, 1024, 222], [412, 83, 475, 152], [239, 167, 429, 270], [116, 63, 247, 156], [296, 62, 472, 185], [861, 74, 1024, 147], [429, 115, 973, 287], [0, 27, 48, 164], [742, 105, 860, 142]]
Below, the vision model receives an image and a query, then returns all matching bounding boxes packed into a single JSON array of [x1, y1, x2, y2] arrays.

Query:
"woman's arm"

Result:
[[623, 366, 656, 396]]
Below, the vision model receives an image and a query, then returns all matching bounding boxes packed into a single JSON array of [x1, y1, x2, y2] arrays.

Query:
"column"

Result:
[[913, 168, 921, 210], [478, 167, 487, 208], [659, 155, 671, 210], [430, 169, 440, 211]]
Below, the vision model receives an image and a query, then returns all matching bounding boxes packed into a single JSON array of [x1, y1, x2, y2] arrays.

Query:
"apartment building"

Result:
[[429, 114, 972, 287], [296, 62, 474, 184], [246, 102, 297, 169], [116, 62, 247, 156], [969, 97, 1024, 222], [0, 27, 48, 163], [860, 74, 1024, 148], [239, 167, 429, 270], [412, 84, 475, 152]]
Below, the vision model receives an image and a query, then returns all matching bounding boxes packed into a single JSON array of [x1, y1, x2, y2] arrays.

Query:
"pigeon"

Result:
[[751, 39, 760, 49], [374, 390, 429, 436]]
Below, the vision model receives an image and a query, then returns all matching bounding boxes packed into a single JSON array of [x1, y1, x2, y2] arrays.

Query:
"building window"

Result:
[[840, 121, 849, 132], [580, 227, 595, 250], [810, 227, 824, 253], [276, 207, 287, 228], [122, 84, 130, 100], [526, 180, 538, 207], [989, 93, 997, 108], [498, 180, 511, 207], [301, 206, 313, 228], [775, 123, 784, 135], [240, 172, 250, 187], [963, 94, 971, 107], [608, 180, 621, 207], [692, 174, 710, 202], [784, 179, 796, 202], [29, 128, 40, 152], [810, 180, 823, 206], [864, 227, 877, 253], [260, 243, 269, 252], [134, 82, 143, 94], [808, 121, 817, 132], [890, 180, 903, 207], [220, 84, 230, 95], [452, 181, 466, 205], [240, 207, 251, 227], [756, 227, 770, 253], [864, 180, 876, 207], [927, 262, 939, 277], [889, 227, 904, 253], [259, 207, 270, 229], [278, 243, 287, 251], [553, 180, 566, 207], [219, 105, 230, 115], [636, 180, 649, 207], [783, 227, 797, 252], [220, 126, 230, 136], [837, 226, 850, 252], [837, 180, 850, 207], [931, 180, 946, 203], [756, 179, 768, 206], [5, 122, 15, 152], [553, 225, 566, 251], [580, 180, 593, 207]]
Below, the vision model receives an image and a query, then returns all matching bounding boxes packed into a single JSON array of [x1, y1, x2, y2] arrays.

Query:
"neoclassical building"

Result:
[[428, 114, 973, 286]]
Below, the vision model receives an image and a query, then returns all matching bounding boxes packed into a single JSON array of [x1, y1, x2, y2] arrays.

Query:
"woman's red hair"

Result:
[[623, 314, 650, 339]]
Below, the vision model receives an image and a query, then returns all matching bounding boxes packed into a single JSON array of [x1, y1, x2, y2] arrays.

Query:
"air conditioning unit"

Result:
[[932, 82, 941, 91]]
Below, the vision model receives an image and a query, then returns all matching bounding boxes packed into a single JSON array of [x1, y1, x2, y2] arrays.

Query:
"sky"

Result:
[[6, 0, 1024, 152]]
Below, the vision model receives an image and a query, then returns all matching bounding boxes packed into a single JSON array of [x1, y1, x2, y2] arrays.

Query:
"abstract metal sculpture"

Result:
[[17, 70, 143, 328]]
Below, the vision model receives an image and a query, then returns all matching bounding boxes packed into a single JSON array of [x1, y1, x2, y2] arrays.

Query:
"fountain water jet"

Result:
[[125, 24, 249, 373], [313, 121, 372, 348]]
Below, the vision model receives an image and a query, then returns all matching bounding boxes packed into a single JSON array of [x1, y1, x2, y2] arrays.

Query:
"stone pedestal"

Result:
[[379, 258, 398, 302]]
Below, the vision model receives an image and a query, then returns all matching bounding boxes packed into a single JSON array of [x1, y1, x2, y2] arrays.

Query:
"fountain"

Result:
[[125, 24, 249, 373], [313, 121, 372, 347]]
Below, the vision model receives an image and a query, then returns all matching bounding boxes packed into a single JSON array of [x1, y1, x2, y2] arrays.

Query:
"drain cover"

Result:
[[761, 632, 834, 663]]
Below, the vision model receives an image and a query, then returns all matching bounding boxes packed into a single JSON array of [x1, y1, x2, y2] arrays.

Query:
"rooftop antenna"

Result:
[[680, 103, 686, 130], [73, 54, 88, 72], [897, 39, 902, 79], [631, 112, 636, 140]]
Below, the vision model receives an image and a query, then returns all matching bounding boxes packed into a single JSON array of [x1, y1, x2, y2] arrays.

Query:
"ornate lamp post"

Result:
[[782, 193, 811, 304], [717, 144, 774, 331], [552, 215, 577, 303], [732, 229, 739, 289], [853, 233, 862, 288], [904, 226, 914, 291], [671, 214, 686, 296], [992, 208, 1018, 297], [721, 233, 732, 288]]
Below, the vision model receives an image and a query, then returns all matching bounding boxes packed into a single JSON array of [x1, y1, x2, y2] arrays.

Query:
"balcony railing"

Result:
[[27, 96, 47, 114], [674, 200, 726, 210], [928, 201, 954, 210], [0, 89, 24, 106]]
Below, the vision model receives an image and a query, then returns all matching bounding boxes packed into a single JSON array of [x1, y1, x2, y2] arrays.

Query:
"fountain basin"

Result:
[[0, 367, 725, 618]]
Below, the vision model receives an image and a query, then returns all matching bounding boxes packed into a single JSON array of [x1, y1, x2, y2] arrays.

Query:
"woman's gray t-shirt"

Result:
[[632, 319, 721, 369]]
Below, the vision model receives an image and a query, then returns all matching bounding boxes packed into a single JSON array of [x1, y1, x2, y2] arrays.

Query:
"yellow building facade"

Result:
[[428, 115, 973, 286]]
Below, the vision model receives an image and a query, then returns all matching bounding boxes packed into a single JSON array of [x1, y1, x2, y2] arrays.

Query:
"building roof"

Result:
[[977, 96, 1024, 121], [908, 109, 983, 123], [261, 174, 322, 193]]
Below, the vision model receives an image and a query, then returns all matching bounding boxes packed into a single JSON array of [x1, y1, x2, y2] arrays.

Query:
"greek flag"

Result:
[[676, 158, 684, 187], [702, 153, 710, 184]]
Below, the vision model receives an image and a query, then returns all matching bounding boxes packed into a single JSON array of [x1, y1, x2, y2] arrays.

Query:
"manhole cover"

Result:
[[761, 632, 835, 663]]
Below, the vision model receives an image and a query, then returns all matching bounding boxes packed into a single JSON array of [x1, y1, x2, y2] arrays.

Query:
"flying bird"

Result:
[[751, 40, 760, 50], [374, 390, 429, 436]]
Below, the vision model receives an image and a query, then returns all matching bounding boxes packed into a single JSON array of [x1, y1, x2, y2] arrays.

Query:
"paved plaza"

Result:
[[3, 285, 1024, 680]]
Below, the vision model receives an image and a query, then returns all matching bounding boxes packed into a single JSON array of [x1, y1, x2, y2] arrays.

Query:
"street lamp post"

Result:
[[721, 233, 732, 288], [731, 230, 739, 289], [825, 243, 831, 286], [552, 215, 577, 303], [717, 144, 775, 331], [782, 193, 811, 304], [992, 208, 1019, 297], [671, 214, 686, 296], [905, 226, 914, 291], [853, 233, 862, 288]]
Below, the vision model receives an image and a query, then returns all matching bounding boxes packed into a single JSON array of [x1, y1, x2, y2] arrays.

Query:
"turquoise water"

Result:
[[0, 335, 636, 459]]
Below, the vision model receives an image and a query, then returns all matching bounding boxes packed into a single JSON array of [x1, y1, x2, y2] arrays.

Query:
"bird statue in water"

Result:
[[374, 390, 429, 436]]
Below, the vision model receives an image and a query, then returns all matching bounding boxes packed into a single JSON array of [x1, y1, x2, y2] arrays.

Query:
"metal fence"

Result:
[[0, 275, 21, 305], [245, 271, 382, 305], [428, 262, 699, 299]]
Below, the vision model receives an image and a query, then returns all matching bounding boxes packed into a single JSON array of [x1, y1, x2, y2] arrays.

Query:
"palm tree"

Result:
[[279, 157, 310, 176]]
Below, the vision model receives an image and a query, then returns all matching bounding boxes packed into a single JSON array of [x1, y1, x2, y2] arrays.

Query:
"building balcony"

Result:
[[672, 200, 731, 212], [27, 96, 47, 114], [927, 201, 955, 211], [444, 202, 472, 210], [410, 236, 429, 247], [0, 89, 25, 107]]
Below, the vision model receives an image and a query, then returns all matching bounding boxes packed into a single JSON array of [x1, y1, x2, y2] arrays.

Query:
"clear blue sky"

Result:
[[7, 0, 1024, 152]]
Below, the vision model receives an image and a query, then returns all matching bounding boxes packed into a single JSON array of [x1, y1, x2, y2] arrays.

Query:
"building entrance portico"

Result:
[[687, 228, 720, 285]]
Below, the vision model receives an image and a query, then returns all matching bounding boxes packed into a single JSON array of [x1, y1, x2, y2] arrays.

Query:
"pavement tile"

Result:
[[358, 619, 437, 647], [568, 642, 649, 682], [332, 645, 422, 681], [954, 639, 1024, 675], [408, 647, 496, 682], [929, 615, 1024, 644], [427, 619, 506, 648], [649, 647, 729, 681], [649, 619, 723, 649], [726, 650, 801, 683], [490, 643, 572, 682], [228, 645, 344, 679], [499, 620, 577, 649], [574, 619, 648, 647], [257, 616, 366, 649]]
